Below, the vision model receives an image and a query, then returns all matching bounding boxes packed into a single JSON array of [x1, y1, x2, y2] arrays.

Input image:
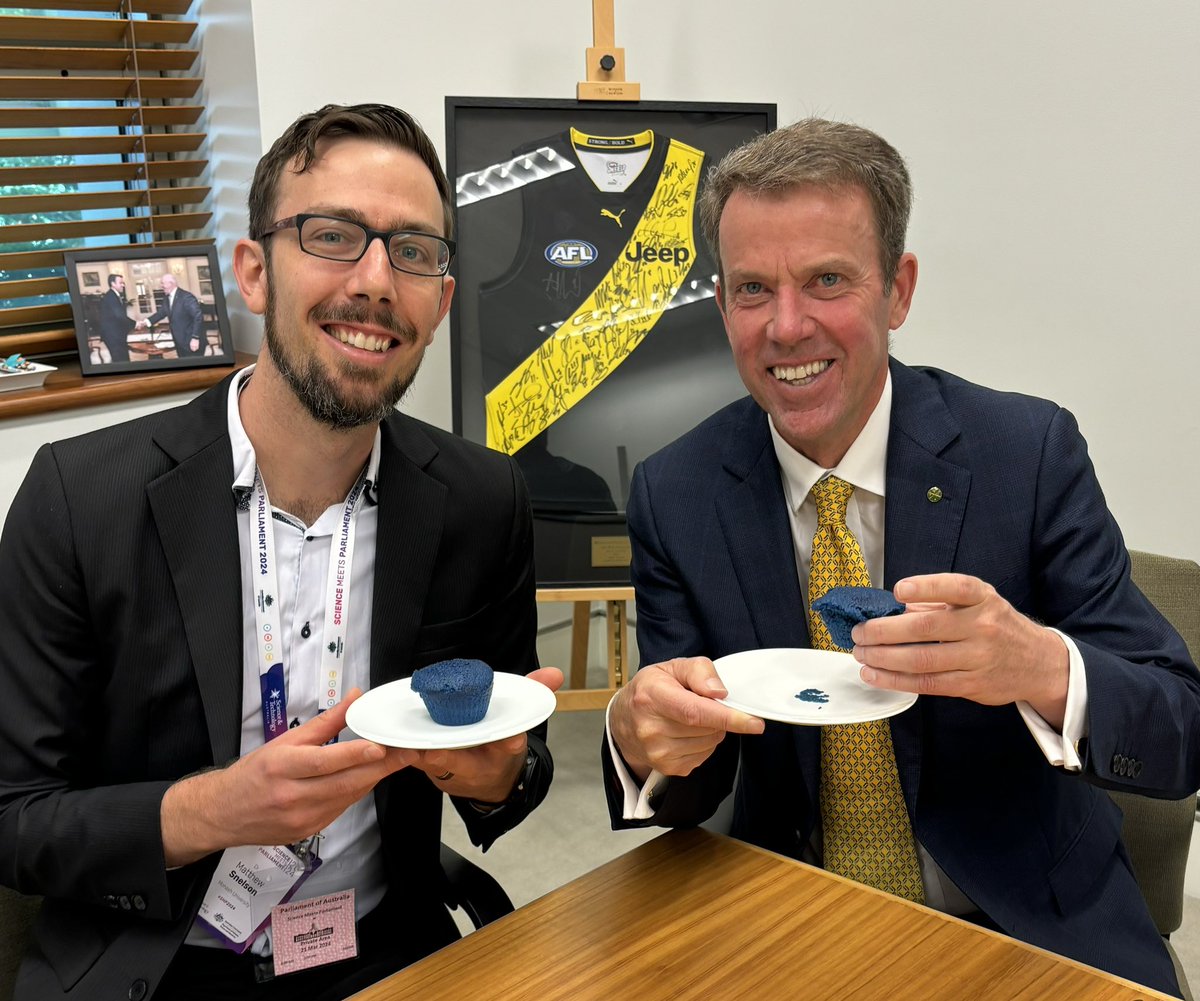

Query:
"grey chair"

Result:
[[0, 844, 512, 1001], [1111, 549, 1200, 1000], [0, 888, 39, 1001]]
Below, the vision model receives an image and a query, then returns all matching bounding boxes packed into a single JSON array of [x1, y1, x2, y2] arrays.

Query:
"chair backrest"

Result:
[[1108, 549, 1200, 936], [0, 887, 40, 1001]]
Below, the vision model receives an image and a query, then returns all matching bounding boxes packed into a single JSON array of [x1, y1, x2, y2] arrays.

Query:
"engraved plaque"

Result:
[[592, 535, 632, 568]]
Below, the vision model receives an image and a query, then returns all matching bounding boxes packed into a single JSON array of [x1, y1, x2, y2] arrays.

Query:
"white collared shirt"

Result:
[[609, 373, 1088, 914], [185, 366, 387, 951]]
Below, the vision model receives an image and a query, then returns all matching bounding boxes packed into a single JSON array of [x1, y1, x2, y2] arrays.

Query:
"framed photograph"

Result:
[[64, 244, 235, 376], [447, 96, 776, 586]]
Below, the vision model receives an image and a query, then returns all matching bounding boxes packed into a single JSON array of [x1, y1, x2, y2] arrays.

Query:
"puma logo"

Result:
[[601, 208, 626, 228]]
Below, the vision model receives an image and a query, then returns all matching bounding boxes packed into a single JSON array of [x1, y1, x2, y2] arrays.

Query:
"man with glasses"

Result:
[[0, 104, 558, 1001]]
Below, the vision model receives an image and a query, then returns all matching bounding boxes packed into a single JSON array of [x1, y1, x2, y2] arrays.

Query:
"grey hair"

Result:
[[698, 118, 912, 292]]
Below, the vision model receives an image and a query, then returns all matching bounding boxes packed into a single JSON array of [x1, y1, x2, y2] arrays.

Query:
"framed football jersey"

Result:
[[447, 97, 776, 586]]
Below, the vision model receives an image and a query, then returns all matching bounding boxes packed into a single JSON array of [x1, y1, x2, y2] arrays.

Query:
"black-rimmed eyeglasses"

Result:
[[256, 214, 455, 277]]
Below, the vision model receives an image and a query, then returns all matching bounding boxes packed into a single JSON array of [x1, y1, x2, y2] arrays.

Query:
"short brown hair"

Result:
[[247, 103, 453, 244], [698, 118, 912, 291]]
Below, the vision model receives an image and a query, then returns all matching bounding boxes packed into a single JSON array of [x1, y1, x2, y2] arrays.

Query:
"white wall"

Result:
[[3, 0, 1197, 565]]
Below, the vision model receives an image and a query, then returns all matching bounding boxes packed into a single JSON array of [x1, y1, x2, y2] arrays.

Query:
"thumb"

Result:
[[526, 666, 564, 693], [659, 657, 728, 699]]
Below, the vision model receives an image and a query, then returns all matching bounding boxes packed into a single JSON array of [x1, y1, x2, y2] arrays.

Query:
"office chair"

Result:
[[0, 888, 38, 1001], [1111, 549, 1200, 1000], [0, 845, 512, 1001]]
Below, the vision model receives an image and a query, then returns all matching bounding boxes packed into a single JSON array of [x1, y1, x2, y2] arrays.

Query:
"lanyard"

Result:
[[249, 467, 368, 743]]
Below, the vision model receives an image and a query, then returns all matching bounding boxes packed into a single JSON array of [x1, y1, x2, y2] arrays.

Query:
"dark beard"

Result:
[[263, 281, 422, 431]]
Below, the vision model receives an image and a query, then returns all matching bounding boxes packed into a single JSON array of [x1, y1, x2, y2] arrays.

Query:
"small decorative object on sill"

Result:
[[0, 356, 55, 394]]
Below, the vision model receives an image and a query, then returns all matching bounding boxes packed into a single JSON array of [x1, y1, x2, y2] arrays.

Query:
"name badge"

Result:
[[195, 844, 317, 953]]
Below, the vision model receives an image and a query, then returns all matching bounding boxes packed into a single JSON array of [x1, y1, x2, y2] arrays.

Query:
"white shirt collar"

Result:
[[226, 364, 381, 506], [769, 371, 892, 512]]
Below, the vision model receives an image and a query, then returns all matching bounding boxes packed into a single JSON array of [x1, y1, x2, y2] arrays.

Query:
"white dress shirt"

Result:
[[608, 373, 1089, 914], [185, 366, 387, 952]]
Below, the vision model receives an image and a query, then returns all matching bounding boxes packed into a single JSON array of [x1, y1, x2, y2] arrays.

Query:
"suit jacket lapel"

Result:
[[146, 376, 244, 765], [714, 403, 820, 804], [369, 414, 446, 687], [715, 404, 809, 649], [884, 358, 972, 815], [369, 415, 446, 826]]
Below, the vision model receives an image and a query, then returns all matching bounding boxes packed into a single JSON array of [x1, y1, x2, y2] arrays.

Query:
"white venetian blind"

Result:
[[0, 0, 212, 360]]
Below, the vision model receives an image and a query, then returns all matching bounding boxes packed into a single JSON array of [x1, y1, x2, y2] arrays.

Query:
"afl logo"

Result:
[[545, 239, 597, 268]]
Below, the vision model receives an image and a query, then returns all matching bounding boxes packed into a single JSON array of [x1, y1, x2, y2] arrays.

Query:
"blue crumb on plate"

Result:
[[796, 688, 830, 704], [410, 658, 494, 726], [811, 586, 905, 650]]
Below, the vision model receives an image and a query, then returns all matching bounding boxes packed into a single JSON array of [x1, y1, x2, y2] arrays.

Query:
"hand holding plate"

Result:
[[609, 657, 765, 782], [161, 688, 409, 867], [415, 667, 563, 801]]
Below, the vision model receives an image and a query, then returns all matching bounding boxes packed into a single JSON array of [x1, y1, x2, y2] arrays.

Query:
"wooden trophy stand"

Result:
[[535, 0, 639, 712], [577, 0, 640, 102], [537, 587, 634, 711]]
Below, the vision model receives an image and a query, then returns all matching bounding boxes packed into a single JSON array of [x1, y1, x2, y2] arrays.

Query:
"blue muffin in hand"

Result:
[[410, 658, 494, 725], [811, 586, 905, 650]]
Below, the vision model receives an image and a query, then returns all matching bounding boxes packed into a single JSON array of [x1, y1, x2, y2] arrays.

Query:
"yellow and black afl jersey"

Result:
[[478, 128, 744, 462]]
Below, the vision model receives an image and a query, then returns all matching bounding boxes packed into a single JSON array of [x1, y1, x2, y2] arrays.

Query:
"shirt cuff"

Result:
[[1016, 628, 1086, 771], [604, 694, 669, 820]]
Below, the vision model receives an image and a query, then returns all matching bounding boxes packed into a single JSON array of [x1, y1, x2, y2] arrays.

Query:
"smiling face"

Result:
[[716, 184, 916, 468], [234, 136, 454, 430]]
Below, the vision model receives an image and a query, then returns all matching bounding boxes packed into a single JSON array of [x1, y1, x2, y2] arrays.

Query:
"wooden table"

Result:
[[352, 829, 1174, 1001]]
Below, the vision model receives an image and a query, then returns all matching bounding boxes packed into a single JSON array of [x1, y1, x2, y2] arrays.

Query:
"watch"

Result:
[[469, 750, 538, 815]]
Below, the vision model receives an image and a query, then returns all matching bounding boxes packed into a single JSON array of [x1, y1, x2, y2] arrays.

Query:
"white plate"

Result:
[[714, 648, 917, 725], [345, 672, 556, 749]]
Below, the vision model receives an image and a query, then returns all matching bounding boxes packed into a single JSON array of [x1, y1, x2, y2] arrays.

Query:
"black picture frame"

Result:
[[446, 96, 775, 586], [64, 244, 235, 376]]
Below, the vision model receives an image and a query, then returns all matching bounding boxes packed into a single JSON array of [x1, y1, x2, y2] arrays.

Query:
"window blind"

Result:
[[0, 0, 211, 360]]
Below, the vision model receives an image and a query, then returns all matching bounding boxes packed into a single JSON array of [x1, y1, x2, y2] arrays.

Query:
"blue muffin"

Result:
[[410, 659, 494, 725], [811, 586, 905, 650]]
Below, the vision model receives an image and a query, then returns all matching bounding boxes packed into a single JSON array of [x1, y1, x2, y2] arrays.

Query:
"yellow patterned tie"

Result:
[[808, 475, 924, 903]]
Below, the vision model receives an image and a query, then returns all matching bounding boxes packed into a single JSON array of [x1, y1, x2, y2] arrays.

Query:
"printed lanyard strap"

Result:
[[249, 468, 368, 742]]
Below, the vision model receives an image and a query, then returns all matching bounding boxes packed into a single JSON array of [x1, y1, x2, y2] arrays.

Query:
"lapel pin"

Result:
[[926, 486, 943, 503]]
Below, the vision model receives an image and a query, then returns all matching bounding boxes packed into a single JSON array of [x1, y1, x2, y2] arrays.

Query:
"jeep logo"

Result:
[[545, 240, 598, 268], [624, 241, 691, 268]]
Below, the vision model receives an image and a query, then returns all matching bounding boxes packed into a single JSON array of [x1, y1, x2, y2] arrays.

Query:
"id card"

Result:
[[195, 844, 317, 953], [271, 889, 358, 975]]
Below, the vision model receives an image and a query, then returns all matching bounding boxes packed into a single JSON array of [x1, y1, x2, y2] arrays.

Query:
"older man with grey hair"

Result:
[[603, 117, 1199, 998]]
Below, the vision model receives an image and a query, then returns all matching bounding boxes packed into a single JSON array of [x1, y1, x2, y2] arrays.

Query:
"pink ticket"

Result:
[[271, 889, 357, 976]]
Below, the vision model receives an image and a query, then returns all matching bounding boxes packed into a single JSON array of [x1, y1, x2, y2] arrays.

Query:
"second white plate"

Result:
[[714, 648, 917, 725]]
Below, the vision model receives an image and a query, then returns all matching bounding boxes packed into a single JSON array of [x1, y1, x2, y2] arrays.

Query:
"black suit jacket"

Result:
[[0, 372, 549, 1000], [146, 287, 205, 356], [97, 288, 136, 362], [605, 359, 1200, 997]]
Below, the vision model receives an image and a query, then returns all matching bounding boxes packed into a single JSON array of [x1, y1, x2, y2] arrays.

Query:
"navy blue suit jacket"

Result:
[[146, 287, 205, 357], [607, 358, 1200, 996]]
